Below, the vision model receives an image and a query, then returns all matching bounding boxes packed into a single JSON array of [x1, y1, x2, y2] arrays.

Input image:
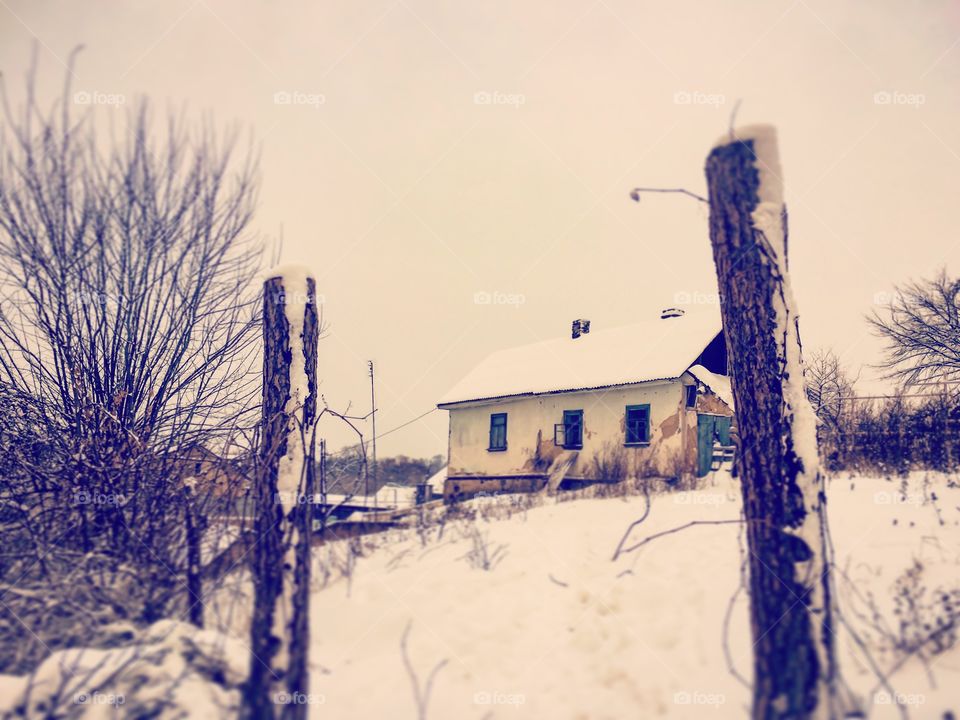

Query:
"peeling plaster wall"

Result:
[[444, 379, 697, 483]]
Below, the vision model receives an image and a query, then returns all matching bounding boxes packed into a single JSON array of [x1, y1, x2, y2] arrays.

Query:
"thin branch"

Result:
[[400, 621, 448, 720], [727, 99, 742, 142], [611, 484, 651, 561], [615, 519, 743, 559]]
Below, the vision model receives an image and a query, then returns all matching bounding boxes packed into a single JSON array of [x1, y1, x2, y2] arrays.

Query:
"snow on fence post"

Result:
[[705, 127, 850, 719], [245, 266, 319, 720]]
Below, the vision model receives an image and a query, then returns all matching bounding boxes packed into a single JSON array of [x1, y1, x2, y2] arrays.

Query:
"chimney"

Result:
[[660, 308, 685, 319], [571, 318, 591, 339]]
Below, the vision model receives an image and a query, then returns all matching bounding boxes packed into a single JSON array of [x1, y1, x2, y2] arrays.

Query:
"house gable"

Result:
[[692, 331, 727, 375]]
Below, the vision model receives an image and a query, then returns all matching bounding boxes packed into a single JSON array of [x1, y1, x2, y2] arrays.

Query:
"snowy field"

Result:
[[306, 472, 960, 719], [3, 472, 959, 719]]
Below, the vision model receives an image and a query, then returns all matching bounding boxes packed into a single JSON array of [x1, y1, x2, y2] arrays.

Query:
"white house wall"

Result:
[[445, 379, 699, 482]]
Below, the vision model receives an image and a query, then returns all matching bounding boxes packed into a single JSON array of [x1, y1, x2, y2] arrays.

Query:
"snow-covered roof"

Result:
[[687, 364, 734, 409], [426, 466, 447, 494], [439, 308, 723, 406]]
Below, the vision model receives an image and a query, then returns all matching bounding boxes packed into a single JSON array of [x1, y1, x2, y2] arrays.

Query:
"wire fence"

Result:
[[816, 388, 960, 474]]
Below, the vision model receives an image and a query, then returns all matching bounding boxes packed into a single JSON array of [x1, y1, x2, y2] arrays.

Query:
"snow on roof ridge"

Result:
[[687, 364, 734, 410], [439, 308, 723, 406]]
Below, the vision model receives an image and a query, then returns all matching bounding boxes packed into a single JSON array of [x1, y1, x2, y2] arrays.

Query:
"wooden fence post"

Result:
[[245, 267, 319, 719], [705, 126, 850, 719]]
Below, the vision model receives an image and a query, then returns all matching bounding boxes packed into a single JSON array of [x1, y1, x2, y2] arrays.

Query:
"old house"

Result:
[[437, 308, 734, 500]]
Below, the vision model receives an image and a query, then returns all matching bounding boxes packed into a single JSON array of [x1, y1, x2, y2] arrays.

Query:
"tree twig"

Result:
[[723, 518, 751, 690], [401, 621, 448, 720], [615, 519, 743, 560], [610, 483, 651, 561]]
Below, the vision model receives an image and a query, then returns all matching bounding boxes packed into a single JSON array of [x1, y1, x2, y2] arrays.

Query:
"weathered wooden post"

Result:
[[246, 266, 319, 719], [183, 487, 204, 628], [705, 127, 849, 719]]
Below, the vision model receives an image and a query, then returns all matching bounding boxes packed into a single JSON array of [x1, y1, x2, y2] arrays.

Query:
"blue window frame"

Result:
[[562, 409, 584, 449], [488, 413, 507, 451], [625, 404, 650, 444]]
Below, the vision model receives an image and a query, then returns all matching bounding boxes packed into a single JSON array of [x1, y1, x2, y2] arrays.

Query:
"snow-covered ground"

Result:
[[306, 472, 960, 719], [3, 471, 959, 718]]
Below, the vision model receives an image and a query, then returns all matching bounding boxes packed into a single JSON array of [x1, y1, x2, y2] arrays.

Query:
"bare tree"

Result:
[[869, 269, 960, 386], [0, 50, 264, 670], [805, 349, 857, 430]]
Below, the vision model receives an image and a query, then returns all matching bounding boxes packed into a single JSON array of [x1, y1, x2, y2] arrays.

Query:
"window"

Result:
[[625, 404, 650, 444], [562, 410, 584, 449], [685, 384, 698, 408], [488, 413, 507, 451]]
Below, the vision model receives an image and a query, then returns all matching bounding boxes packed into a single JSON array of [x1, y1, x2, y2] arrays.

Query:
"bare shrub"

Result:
[[458, 526, 507, 571], [853, 560, 960, 664], [0, 53, 262, 672], [312, 537, 365, 596], [589, 442, 629, 483], [886, 561, 959, 658], [476, 492, 536, 522], [400, 622, 447, 720], [414, 505, 435, 547], [659, 447, 701, 490]]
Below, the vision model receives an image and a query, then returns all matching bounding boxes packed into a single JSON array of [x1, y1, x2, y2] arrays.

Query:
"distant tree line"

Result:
[[323, 450, 444, 494], [814, 390, 960, 474]]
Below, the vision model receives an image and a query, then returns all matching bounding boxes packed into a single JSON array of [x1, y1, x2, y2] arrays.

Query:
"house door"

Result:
[[697, 414, 732, 477]]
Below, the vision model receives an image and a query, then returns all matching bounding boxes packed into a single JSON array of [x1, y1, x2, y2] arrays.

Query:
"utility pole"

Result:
[[368, 360, 377, 505]]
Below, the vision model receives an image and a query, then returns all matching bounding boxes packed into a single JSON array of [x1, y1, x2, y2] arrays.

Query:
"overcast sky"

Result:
[[2, 0, 959, 459]]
